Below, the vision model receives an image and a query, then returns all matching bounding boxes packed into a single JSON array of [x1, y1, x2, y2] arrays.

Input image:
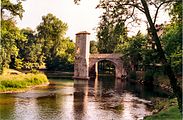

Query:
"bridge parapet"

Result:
[[89, 54, 123, 59]]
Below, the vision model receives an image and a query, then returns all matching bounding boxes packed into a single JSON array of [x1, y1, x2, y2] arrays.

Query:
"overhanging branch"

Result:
[[153, 0, 173, 24]]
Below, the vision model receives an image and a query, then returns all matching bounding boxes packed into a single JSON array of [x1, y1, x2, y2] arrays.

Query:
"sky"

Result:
[[16, 0, 170, 41], [17, 0, 102, 41]]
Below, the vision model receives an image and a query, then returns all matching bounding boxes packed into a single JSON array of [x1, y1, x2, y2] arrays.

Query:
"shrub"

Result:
[[0, 73, 48, 92]]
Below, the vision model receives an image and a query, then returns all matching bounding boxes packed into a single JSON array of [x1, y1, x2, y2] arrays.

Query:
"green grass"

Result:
[[144, 106, 181, 120], [0, 73, 49, 92]]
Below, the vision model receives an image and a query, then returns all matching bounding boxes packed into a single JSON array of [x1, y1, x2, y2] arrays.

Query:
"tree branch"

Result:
[[153, 0, 173, 24], [121, 3, 145, 13]]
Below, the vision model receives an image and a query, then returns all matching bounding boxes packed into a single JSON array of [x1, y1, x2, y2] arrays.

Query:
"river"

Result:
[[0, 75, 170, 120]]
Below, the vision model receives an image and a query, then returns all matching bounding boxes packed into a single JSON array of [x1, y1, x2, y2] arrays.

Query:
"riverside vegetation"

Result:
[[0, 69, 49, 93], [144, 98, 181, 120]]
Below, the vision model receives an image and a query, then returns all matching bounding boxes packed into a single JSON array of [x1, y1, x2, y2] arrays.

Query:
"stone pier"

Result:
[[73, 31, 90, 80]]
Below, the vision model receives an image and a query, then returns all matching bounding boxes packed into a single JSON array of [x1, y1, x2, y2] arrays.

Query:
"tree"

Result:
[[97, 16, 127, 53], [1, 0, 24, 19], [161, 23, 182, 73], [14, 28, 44, 70], [0, 0, 25, 71], [37, 13, 75, 70], [161, 1, 182, 74], [90, 40, 98, 54], [0, 19, 26, 69], [37, 13, 68, 57], [140, 0, 182, 112]]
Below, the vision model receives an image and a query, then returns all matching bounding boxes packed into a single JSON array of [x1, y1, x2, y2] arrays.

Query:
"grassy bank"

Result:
[[0, 73, 49, 93], [144, 98, 182, 120], [145, 106, 181, 120]]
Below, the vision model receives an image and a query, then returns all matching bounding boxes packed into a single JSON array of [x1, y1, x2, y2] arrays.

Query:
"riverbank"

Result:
[[0, 72, 49, 93], [144, 98, 181, 120], [127, 71, 182, 119]]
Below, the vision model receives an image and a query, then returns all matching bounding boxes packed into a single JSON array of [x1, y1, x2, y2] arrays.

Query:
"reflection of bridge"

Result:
[[73, 31, 126, 80]]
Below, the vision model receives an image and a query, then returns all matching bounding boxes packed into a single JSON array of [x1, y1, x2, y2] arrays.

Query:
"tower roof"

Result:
[[76, 31, 90, 35]]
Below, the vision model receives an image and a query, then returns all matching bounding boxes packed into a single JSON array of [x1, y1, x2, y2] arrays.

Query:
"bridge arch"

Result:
[[89, 59, 116, 76], [89, 54, 125, 79]]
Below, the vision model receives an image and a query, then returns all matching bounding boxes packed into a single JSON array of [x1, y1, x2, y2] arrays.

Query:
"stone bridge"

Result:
[[89, 54, 126, 78], [73, 31, 126, 80]]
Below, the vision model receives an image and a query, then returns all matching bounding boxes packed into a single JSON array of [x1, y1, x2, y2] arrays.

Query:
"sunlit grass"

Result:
[[144, 98, 181, 120], [0, 73, 49, 92], [144, 106, 181, 120]]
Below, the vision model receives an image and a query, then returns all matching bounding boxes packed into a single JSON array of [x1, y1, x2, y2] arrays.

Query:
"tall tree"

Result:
[[0, 0, 25, 70], [37, 13, 75, 70], [140, 0, 182, 112], [37, 13, 67, 58], [97, 16, 127, 53]]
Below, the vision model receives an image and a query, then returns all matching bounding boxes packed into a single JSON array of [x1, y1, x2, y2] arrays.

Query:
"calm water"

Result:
[[0, 76, 169, 120]]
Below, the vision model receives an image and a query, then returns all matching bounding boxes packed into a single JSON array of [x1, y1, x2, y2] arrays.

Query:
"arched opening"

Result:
[[98, 60, 115, 76], [89, 60, 116, 78]]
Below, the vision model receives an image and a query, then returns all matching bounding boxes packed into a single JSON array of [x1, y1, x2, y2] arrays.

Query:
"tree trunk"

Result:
[[140, 0, 182, 112]]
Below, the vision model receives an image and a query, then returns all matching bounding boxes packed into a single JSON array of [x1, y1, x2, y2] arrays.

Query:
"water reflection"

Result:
[[0, 76, 170, 120], [0, 94, 16, 120], [73, 80, 88, 120]]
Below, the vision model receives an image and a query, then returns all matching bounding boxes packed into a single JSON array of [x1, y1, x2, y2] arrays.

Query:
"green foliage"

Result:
[[161, 19, 182, 73], [145, 98, 181, 120], [0, 80, 26, 88], [0, 19, 26, 68], [129, 71, 137, 80], [90, 40, 98, 54], [145, 106, 181, 120], [169, 1, 182, 23], [1, 12, 74, 71], [14, 58, 23, 70], [97, 15, 127, 53], [37, 13, 68, 57], [1, 0, 24, 19], [0, 0, 26, 70], [15, 28, 44, 70], [30, 69, 40, 74], [46, 55, 74, 71], [37, 13, 75, 71], [0, 73, 48, 92], [117, 32, 146, 71]]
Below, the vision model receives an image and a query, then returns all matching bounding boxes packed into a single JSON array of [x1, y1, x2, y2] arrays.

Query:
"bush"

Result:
[[0, 73, 48, 92], [0, 80, 26, 88]]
